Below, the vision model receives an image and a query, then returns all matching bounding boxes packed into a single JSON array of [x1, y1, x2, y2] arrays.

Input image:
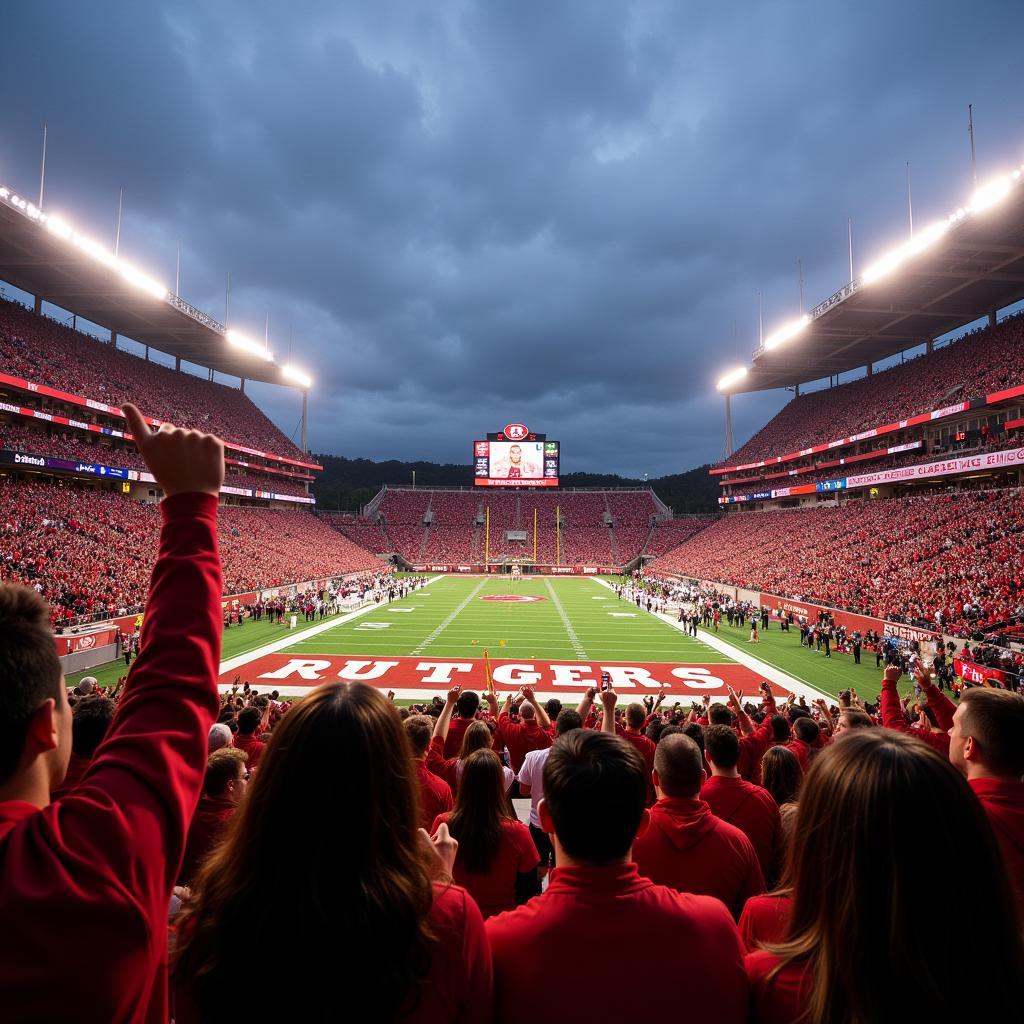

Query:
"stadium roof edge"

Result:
[[0, 184, 308, 388], [719, 161, 1024, 394]]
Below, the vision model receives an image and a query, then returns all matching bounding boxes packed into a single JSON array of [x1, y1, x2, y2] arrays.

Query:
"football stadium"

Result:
[[1, 5, 1023, 1023]]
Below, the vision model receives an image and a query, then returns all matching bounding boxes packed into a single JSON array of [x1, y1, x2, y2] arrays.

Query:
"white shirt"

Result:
[[517, 746, 553, 827]]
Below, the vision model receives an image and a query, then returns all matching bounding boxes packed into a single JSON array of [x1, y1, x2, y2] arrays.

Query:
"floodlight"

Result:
[[282, 364, 313, 389], [862, 220, 949, 285], [716, 366, 747, 391], [763, 315, 809, 352], [226, 329, 274, 361], [970, 174, 1012, 213]]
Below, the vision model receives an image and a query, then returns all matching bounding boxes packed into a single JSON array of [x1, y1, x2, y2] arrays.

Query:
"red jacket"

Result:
[[232, 732, 266, 769], [737, 717, 775, 782], [442, 715, 474, 758], [970, 776, 1024, 921], [0, 492, 221, 1024], [701, 775, 781, 881], [621, 729, 657, 805], [746, 950, 810, 1024], [879, 676, 951, 755], [739, 892, 793, 951], [496, 712, 551, 773], [632, 796, 765, 919], [416, 759, 454, 832], [49, 750, 91, 800], [179, 795, 237, 885], [487, 863, 748, 1024]]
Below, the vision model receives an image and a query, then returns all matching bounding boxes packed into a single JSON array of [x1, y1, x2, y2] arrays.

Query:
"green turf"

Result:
[[284, 576, 731, 664], [68, 576, 897, 704], [65, 608, 358, 691], [704, 619, 889, 701]]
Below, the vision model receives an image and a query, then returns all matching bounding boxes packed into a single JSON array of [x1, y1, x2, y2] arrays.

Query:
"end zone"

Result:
[[220, 653, 789, 702]]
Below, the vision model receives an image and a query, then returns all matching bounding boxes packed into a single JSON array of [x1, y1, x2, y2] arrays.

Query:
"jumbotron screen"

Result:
[[473, 424, 559, 487]]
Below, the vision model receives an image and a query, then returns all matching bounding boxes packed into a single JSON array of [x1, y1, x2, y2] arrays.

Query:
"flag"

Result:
[[483, 648, 494, 694]]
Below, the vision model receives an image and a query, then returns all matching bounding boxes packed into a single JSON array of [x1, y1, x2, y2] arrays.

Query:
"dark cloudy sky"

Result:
[[2, 1, 1023, 476]]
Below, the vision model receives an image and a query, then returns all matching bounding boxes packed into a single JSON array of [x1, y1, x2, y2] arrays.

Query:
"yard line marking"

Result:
[[544, 579, 587, 658], [388, 607, 417, 613], [411, 579, 489, 655], [219, 575, 448, 675]]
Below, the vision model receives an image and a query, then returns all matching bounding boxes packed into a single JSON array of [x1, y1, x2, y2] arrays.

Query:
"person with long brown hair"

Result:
[[746, 730, 1024, 1022], [173, 683, 493, 1023], [432, 749, 539, 918]]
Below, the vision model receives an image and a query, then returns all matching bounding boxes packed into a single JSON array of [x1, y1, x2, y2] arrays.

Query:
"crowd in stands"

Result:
[[1, 406, 1022, 1022], [0, 299, 307, 460], [643, 516, 717, 557], [0, 477, 380, 624], [650, 491, 1024, 636], [723, 312, 1024, 467], [333, 488, 685, 566]]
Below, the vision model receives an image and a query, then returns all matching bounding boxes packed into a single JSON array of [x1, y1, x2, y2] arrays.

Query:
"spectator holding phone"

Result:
[[0, 403, 225, 1023]]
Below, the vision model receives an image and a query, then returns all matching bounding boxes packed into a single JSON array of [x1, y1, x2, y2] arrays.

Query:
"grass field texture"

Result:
[[69, 575, 895, 702]]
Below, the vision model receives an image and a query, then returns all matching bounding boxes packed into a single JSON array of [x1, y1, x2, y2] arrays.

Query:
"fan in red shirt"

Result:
[[179, 746, 248, 885], [632, 732, 764, 919], [232, 706, 267, 768], [431, 749, 539, 917], [442, 690, 482, 757], [0, 402, 225, 1024], [404, 713, 455, 830], [49, 693, 115, 800], [496, 687, 552, 773], [174, 683, 492, 1022], [947, 683, 1024, 921], [428, 687, 514, 795], [487, 691, 749, 1024], [702, 724, 781, 883], [745, 731, 1023, 1023], [612, 700, 657, 805]]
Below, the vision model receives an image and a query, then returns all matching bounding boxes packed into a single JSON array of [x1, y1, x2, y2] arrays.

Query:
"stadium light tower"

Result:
[[716, 366, 747, 458]]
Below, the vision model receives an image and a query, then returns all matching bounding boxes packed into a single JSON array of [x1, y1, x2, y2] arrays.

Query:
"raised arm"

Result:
[[432, 685, 462, 742], [913, 664, 957, 733], [600, 687, 618, 736], [576, 687, 596, 722], [727, 686, 753, 736], [521, 686, 550, 730], [55, 402, 225, 895]]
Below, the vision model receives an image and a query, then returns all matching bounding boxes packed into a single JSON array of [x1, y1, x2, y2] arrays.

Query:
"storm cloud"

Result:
[[1, 0, 1022, 475]]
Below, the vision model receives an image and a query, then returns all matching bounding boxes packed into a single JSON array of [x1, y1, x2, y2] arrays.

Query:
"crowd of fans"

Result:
[[0, 299, 307, 461], [1, 407, 1022, 1022], [0, 477, 380, 624], [722, 312, 1024, 467], [652, 491, 1024, 636], [334, 488, 697, 566]]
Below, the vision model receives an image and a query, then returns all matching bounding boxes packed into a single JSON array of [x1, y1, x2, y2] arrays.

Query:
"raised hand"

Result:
[[122, 403, 224, 497]]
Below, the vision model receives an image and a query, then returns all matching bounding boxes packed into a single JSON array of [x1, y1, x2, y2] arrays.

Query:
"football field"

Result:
[[221, 576, 830, 703]]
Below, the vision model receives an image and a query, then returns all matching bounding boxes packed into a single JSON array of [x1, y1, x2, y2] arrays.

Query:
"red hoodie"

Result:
[[496, 712, 551, 772], [487, 863, 748, 1024], [0, 492, 221, 1024], [970, 776, 1024, 922], [879, 676, 950, 755], [632, 796, 765, 919], [701, 775, 781, 881], [739, 892, 793, 951]]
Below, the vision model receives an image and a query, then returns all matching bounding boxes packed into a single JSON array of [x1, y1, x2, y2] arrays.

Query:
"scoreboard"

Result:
[[473, 423, 559, 487]]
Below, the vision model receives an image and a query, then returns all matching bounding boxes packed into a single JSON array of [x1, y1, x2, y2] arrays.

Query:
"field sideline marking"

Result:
[[410, 579, 488, 655], [543, 579, 587, 658], [589, 578, 831, 701], [219, 575, 448, 676]]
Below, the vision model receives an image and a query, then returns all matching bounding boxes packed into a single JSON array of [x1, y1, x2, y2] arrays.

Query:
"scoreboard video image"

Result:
[[474, 424, 559, 487]]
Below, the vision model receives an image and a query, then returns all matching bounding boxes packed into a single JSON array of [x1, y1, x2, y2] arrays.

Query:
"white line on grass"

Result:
[[544, 579, 587, 658], [589, 577, 830, 700], [410, 579, 488, 655], [219, 575, 448, 676]]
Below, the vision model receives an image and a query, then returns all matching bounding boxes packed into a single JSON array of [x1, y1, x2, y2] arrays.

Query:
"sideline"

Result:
[[590, 577, 831, 701], [219, 575, 447, 681]]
